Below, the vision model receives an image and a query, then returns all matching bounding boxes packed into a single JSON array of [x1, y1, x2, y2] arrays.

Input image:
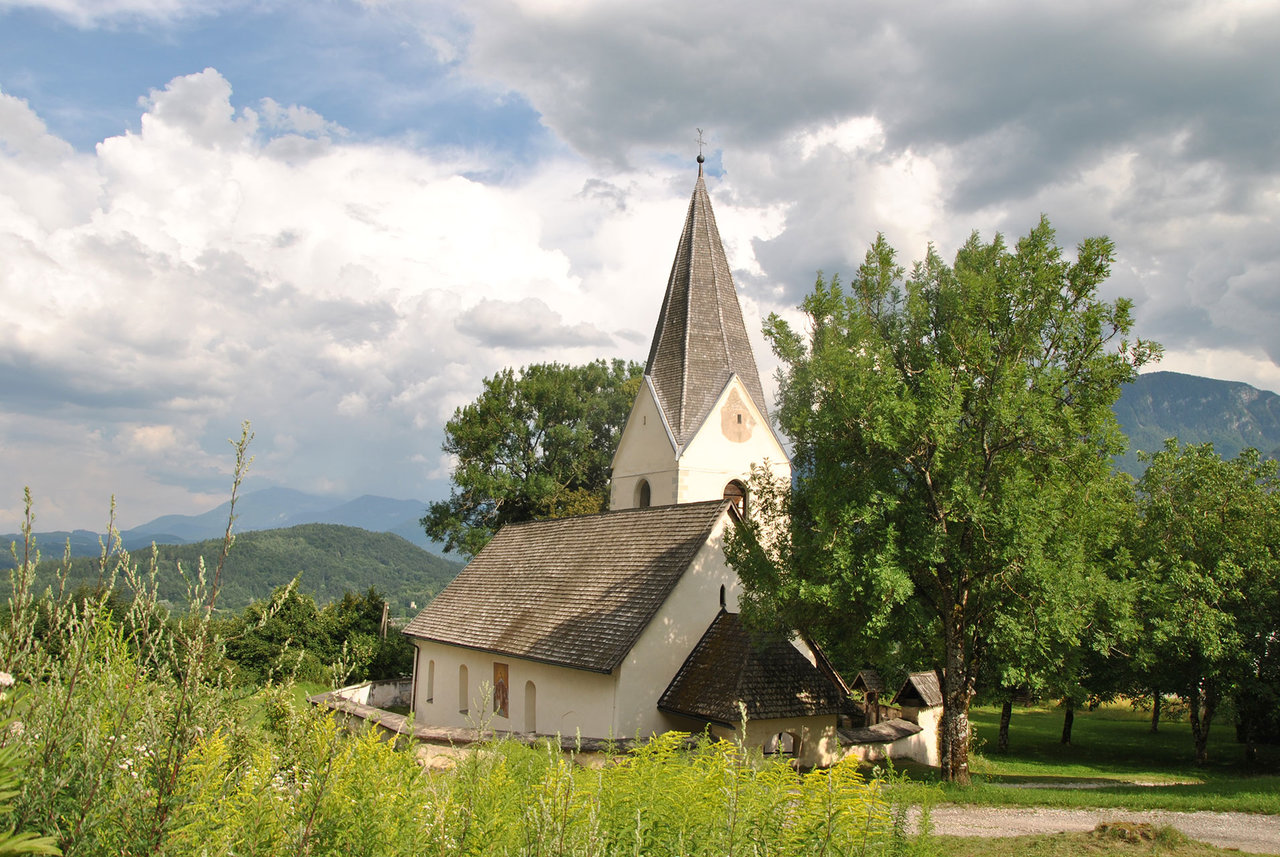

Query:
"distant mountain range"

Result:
[[5, 371, 1278, 567], [1112, 371, 1280, 476], [18, 523, 463, 616], [3, 489, 443, 568]]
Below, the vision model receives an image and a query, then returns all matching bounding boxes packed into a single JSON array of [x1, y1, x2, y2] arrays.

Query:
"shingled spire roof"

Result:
[[645, 169, 768, 448]]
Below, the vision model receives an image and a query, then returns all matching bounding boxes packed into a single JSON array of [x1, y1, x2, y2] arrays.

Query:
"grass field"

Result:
[[884, 702, 1280, 814], [931, 825, 1271, 857]]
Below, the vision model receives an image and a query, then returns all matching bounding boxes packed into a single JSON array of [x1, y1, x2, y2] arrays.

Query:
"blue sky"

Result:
[[3, 0, 1280, 531], [0, 2, 547, 157]]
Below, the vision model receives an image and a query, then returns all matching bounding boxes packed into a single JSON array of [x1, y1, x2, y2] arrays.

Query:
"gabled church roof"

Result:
[[645, 170, 769, 448], [402, 500, 731, 673], [658, 611, 846, 726]]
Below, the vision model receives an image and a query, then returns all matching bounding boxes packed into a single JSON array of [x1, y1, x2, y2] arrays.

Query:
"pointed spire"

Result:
[[644, 167, 769, 448]]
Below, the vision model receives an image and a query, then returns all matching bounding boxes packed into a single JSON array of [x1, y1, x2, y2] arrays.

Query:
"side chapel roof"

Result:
[[658, 611, 847, 726], [645, 170, 769, 448], [403, 500, 730, 674]]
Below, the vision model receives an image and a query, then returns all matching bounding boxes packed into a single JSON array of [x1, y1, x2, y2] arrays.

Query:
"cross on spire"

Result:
[[695, 128, 706, 172]]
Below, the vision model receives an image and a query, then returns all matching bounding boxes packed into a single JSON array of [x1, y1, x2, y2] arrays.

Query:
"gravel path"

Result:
[[915, 806, 1280, 854]]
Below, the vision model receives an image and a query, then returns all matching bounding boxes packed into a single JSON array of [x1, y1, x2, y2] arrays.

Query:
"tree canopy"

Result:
[[422, 359, 644, 558], [1129, 440, 1280, 764], [727, 218, 1158, 782]]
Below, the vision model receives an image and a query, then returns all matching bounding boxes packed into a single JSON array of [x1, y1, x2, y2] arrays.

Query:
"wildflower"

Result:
[[0, 672, 14, 689]]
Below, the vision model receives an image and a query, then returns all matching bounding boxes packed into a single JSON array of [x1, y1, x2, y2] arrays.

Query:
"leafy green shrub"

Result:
[[166, 709, 896, 857]]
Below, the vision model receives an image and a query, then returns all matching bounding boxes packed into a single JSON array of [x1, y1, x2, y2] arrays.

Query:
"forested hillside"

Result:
[[27, 523, 462, 616], [1113, 371, 1280, 475]]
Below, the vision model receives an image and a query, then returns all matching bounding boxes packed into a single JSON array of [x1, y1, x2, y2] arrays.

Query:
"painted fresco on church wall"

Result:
[[493, 662, 509, 718]]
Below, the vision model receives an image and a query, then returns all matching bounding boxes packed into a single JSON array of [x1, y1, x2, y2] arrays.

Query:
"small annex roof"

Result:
[[658, 611, 847, 727], [891, 671, 943, 708], [403, 500, 730, 674], [851, 669, 887, 695], [645, 170, 769, 449]]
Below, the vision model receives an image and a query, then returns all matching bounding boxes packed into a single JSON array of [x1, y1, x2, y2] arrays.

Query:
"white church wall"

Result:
[[613, 512, 741, 738], [708, 716, 842, 769], [410, 640, 616, 738], [610, 380, 678, 510], [677, 377, 790, 507]]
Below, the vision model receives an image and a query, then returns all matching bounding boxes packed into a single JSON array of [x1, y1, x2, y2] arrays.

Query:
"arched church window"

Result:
[[458, 664, 469, 714], [636, 479, 651, 508], [719, 585, 726, 610], [723, 480, 747, 516]]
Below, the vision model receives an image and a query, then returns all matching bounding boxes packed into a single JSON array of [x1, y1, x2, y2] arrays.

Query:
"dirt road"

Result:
[[917, 806, 1280, 854]]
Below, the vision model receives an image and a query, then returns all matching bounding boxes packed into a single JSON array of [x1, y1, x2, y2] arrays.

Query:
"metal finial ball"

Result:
[[697, 154, 705, 164]]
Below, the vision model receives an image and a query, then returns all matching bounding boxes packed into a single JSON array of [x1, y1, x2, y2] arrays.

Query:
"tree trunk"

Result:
[[997, 698, 1013, 754], [939, 612, 972, 784], [1060, 703, 1074, 745], [1187, 680, 1217, 766], [1150, 691, 1161, 733]]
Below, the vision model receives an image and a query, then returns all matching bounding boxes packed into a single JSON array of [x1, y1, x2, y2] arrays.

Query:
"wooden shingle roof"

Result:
[[851, 669, 887, 695], [658, 611, 846, 727], [645, 171, 768, 448], [403, 500, 730, 673], [892, 671, 943, 708]]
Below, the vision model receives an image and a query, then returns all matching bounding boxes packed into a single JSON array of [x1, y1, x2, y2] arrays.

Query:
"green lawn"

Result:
[[883, 702, 1280, 814], [931, 826, 1271, 857]]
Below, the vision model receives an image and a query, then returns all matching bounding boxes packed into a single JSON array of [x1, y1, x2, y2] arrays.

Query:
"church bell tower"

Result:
[[610, 156, 790, 514]]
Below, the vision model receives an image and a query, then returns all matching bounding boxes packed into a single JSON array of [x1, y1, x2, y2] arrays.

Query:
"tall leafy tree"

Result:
[[979, 473, 1139, 752], [422, 359, 644, 558], [1129, 440, 1280, 765], [727, 219, 1157, 783]]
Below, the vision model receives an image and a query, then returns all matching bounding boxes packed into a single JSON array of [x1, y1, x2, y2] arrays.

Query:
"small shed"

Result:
[[892, 670, 943, 723], [850, 668, 888, 725], [838, 670, 944, 768]]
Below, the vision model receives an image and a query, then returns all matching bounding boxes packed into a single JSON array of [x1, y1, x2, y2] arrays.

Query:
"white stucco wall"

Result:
[[610, 381, 678, 510], [717, 717, 842, 769], [612, 511, 741, 738], [841, 708, 943, 768], [675, 377, 790, 507], [899, 706, 942, 766], [410, 641, 617, 738]]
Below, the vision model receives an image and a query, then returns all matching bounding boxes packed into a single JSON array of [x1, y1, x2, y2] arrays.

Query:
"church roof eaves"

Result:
[[403, 500, 732, 674]]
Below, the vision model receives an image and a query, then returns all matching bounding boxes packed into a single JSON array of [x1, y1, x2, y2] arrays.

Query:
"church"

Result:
[[403, 160, 850, 767]]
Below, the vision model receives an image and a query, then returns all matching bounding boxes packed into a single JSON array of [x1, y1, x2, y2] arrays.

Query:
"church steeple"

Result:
[[610, 157, 789, 513], [644, 170, 769, 449]]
